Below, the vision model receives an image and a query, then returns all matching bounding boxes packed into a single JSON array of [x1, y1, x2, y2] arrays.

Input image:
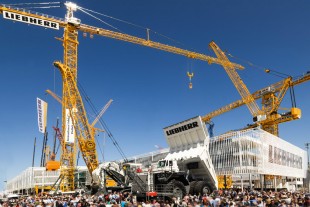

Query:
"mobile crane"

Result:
[[0, 2, 245, 192]]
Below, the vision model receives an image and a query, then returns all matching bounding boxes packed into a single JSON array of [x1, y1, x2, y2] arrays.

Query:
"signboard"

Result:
[[65, 109, 75, 143], [3, 11, 60, 30], [37, 98, 48, 133]]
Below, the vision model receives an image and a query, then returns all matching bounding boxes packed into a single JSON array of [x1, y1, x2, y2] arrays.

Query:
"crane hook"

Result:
[[187, 72, 194, 89]]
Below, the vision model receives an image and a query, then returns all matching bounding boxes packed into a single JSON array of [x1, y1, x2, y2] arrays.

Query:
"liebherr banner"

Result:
[[163, 116, 209, 151], [37, 98, 48, 133], [65, 109, 75, 143], [3, 11, 60, 30]]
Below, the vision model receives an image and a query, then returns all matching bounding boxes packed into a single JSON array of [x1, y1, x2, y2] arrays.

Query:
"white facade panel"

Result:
[[260, 131, 306, 177], [6, 167, 59, 193], [6, 166, 91, 194], [210, 128, 307, 178]]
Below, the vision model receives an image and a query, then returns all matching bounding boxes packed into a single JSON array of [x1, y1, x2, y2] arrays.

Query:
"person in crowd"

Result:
[[2, 189, 310, 207]]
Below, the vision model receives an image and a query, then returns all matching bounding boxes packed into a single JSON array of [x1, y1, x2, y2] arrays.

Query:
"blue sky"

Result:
[[1, 0, 310, 191]]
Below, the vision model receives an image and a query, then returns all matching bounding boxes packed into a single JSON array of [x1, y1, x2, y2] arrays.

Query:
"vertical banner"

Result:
[[65, 109, 75, 143], [37, 98, 48, 133]]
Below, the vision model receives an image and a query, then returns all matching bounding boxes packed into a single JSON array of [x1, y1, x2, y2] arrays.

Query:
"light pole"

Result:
[[306, 143, 310, 167], [305, 143, 310, 192], [3, 180, 7, 194]]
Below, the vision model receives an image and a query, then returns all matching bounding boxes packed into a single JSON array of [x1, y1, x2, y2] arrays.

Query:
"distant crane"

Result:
[[46, 119, 61, 171]]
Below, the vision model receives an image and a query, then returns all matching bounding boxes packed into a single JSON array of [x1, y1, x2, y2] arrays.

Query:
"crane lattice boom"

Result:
[[209, 41, 262, 118]]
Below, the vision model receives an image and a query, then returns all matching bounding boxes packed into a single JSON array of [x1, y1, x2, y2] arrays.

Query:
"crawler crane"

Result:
[[0, 2, 246, 192], [46, 89, 113, 138]]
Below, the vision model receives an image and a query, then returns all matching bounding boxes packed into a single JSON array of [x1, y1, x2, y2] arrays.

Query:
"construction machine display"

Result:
[[2, 1, 307, 197], [157, 116, 217, 196], [0, 2, 244, 193], [91, 116, 217, 199]]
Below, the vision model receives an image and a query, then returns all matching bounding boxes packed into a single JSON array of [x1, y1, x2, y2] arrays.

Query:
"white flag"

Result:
[[37, 98, 48, 133]]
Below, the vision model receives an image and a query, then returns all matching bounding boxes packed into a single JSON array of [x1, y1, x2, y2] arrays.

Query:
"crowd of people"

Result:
[[0, 189, 309, 207]]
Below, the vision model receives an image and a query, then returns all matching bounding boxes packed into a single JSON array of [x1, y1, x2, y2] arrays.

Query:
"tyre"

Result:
[[189, 181, 198, 195], [193, 181, 210, 195], [165, 180, 186, 199], [91, 184, 99, 195]]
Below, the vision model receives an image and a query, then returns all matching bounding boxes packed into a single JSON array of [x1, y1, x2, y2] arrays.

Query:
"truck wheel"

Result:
[[194, 181, 210, 195], [189, 181, 198, 195], [91, 184, 99, 195], [165, 180, 186, 199]]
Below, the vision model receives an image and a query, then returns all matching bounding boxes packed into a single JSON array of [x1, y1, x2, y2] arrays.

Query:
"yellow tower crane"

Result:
[[202, 72, 309, 136], [208, 41, 265, 123], [1, 2, 247, 191]]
